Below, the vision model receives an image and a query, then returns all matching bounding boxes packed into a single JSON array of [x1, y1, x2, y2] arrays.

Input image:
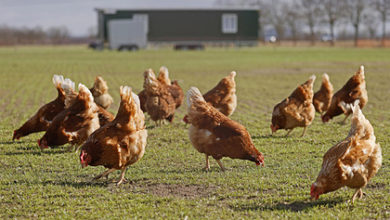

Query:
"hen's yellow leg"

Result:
[[93, 168, 116, 181], [216, 159, 226, 172], [116, 168, 128, 186], [204, 154, 210, 171]]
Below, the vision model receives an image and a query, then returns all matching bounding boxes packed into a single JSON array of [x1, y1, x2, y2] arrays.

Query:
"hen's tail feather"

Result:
[[359, 65, 364, 74], [351, 100, 362, 120], [120, 85, 143, 115], [131, 92, 141, 109], [307, 75, 316, 87], [52, 75, 64, 87], [52, 75, 75, 93], [348, 100, 374, 138], [78, 83, 94, 102], [159, 66, 169, 76], [357, 65, 365, 79], [186, 87, 205, 107], [229, 71, 237, 79], [144, 69, 158, 87], [61, 78, 75, 95], [322, 73, 329, 82], [53, 75, 76, 108], [158, 66, 171, 85], [93, 76, 108, 93], [120, 85, 140, 108], [144, 68, 155, 78]]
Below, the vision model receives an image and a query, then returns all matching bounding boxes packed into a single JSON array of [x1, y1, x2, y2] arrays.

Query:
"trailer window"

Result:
[[222, 14, 237, 34]]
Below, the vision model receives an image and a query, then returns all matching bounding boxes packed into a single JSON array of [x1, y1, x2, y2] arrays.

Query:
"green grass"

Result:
[[0, 46, 389, 219]]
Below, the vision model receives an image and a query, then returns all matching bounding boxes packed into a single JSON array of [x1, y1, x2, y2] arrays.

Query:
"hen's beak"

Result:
[[256, 162, 265, 167], [310, 194, 319, 201], [270, 124, 277, 135], [183, 115, 189, 124], [38, 139, 48, 150], [12, 131, 17, 141]]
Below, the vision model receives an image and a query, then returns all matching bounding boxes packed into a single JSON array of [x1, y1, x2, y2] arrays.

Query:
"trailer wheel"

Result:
[[174, 44, 204, 50]]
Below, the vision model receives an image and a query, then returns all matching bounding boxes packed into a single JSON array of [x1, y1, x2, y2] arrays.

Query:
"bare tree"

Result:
[[300, 0, 321, 45], [321, 0, 344, 46], [363, 11, 380, 39], [374, 0, 390, 46], [284, 1, 302, 45], [343, 0, 367, 47], [47, 26, 70, 44], [266, 0, 287, 41]]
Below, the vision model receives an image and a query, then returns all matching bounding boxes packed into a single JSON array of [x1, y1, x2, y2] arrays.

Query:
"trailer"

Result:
[[94, 8, 259, 50]]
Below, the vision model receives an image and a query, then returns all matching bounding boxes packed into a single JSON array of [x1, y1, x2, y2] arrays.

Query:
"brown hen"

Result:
[[90, 76, 114, 109], [13, 75, 73, 141], [313, 73, 333, 116], [322, 65, 368, 124], [80, 86, 147, 186], [271, 75, 316, 137], [183, 71, 237, 123], [38, 83, 100, 150], [143, 69, 176, 125], [311, 102, 381, 203], [186, 87, 264, 171], [158, 66, 184, 109], [139, 66, 184, 112]]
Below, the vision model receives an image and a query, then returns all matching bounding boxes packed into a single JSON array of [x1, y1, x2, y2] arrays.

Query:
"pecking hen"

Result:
[[311, 102, 381, 203], [271, 75, 316, 137], [38, 83, 100, 150], [322, 66, 368, 124], [80, 86, 147, 186], [13, 75, 73, 141], [186, 87, 264, 171]]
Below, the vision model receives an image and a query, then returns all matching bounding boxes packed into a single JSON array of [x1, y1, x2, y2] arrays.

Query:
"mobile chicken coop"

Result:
[[94, 8, 259, 50]]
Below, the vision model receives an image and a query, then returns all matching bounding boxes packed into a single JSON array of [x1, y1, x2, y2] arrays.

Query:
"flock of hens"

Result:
[[12, 65, 381, 203]]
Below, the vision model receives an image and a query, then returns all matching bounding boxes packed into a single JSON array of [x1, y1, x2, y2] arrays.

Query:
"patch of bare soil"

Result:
[[366, 182, 386, 189], [117, 179, 217, 198]]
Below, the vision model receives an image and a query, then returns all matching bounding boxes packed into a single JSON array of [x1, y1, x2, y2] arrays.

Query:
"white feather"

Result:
[[341, 164, 354, 178], [322, 73, 329, 81], [186, 87, 205, 107], [131, 91, 140, 108], [52, 75, 64, 86], [61, 78, 75, 94], [159, 66, 169, 76], [78, 83, 94, 102], [309, 74, 316, 83], [358, 65, 365, 79]]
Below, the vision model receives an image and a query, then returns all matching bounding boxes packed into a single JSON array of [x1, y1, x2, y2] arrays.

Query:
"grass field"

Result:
[[0, 46, 389, 219]]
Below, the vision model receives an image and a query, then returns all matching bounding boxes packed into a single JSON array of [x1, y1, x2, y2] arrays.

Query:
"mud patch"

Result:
[[121, 179, 217, 198], [366, 182, 387, 189]]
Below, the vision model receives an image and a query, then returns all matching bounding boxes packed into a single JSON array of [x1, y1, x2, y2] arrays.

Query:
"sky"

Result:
[[0, 0, 217, 36]]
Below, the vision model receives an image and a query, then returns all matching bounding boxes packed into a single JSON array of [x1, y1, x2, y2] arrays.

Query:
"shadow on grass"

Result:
[[3, 178, 113, 188], [0, 140, 37, 145], [252, 135, 288, 139], [231, 198, 344, 212], [146, 125, 156, 129], [2, 149, 68, 156], [156, 167, 211, 175], [41, 180, 109, 188]]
